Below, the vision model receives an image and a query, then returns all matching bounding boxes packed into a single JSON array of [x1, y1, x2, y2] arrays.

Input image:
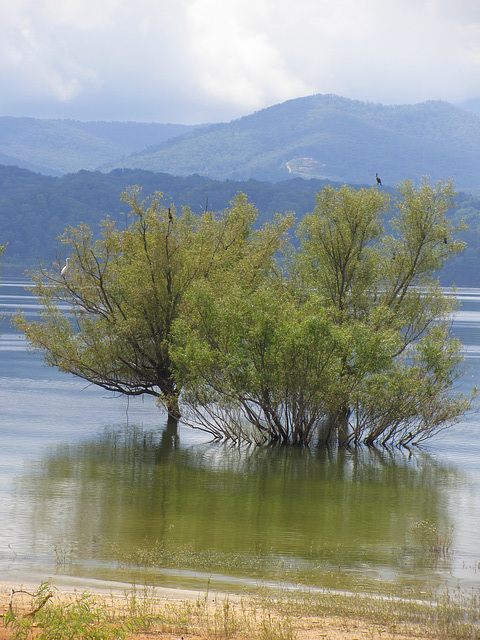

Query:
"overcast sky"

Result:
[[2, 0, 480, 124]]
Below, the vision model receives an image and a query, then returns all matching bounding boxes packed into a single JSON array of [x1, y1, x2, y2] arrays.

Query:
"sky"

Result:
[[1, 0, 480, 124]]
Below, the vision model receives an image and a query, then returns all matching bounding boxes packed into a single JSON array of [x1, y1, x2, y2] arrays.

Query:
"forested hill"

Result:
[[0, 118, 198, 176], [3, 95, 480, 195], [106, 94, 480, 194], [0, 164, 479, 286]]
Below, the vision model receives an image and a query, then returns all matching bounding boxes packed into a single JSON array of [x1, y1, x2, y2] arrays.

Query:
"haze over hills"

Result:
[[458, 98, 480, 118], [0, 118, 198, 176], [1, 94, 480, 193], [2, 92, 480, 284], [105, 94, 480, 193]]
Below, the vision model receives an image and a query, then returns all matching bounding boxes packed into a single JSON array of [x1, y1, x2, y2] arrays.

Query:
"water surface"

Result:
[[1, 281, 480, 596]]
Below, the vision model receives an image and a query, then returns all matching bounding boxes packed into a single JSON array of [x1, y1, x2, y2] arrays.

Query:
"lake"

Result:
[[1, 280, 480, 597]]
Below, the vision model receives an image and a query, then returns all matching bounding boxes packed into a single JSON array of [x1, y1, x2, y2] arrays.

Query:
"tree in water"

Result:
[[15, 179, 475, 446], [175, 178, 475, 446], [15, 189, 293, 421], [295, 178, 474, 445]]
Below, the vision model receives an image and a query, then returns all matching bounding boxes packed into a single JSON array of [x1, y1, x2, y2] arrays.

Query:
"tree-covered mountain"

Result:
[[0, 118, 198, 176], [105, 94, 480, 194], [0, 164, 478, 286], [458, 98, 480, 118], [3, 94, 480, 195]]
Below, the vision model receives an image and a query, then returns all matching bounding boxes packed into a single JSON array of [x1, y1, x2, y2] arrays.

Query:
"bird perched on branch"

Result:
[[168, 208, 173, 223], [61, 258, 70, 276], [376, 173, 382, 186]]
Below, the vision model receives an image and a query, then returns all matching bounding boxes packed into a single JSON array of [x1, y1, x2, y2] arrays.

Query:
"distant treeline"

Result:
[[0, 164, 478, 285]]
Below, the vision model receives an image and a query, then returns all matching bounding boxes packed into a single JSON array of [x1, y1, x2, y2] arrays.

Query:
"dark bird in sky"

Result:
[[376, 173, 382, 186]]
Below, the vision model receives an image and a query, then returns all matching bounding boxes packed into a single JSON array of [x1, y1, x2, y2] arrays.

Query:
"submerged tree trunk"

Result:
[[336, 405, 352, 445], [317, 406, 351, 446], [158, 379, 181, 421], [165, 394, 181, 421], [159, 415, 179, 453]]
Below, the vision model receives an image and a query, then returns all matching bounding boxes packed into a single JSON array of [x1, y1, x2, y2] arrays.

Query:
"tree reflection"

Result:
[[17, 422, 460, 594]]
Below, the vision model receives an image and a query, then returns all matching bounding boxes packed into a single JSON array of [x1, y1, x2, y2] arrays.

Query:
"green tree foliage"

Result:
[[174, 179, 475, 446], [0, 164, 479, 286], [15, 180, 475, 447], [175, 281, 345, 445], [14, 190, 293, 420], [295, 179, 471, 445]]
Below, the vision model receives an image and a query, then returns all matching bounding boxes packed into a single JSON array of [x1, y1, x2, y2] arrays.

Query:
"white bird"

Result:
[[61, 258, 70, 276]]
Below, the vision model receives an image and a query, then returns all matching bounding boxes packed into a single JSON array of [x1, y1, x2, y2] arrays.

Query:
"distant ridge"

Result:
[[0, 117, 199, 176], [2, 94, 480, 193], [105, 94, 480, 194], [458, 98, 480, 118]]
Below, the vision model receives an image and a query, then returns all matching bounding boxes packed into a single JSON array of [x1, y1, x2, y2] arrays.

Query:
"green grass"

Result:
[[412, 521, 453, 556], [258, 587, 480, 639], [4, 582, 151, 640], [3, 580, 480, 640], [107, 537, 460, 597], [3, 581, 294, 640]]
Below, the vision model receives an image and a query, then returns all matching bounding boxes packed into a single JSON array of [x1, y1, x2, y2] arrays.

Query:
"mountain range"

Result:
[[105, 95, 480, 193], [0, 118, 198, 176], [1, 94, 480, 193], [1, 93, 480, 285]]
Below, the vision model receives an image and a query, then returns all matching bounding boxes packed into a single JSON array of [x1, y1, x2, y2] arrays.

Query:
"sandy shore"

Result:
[[0, 575, 214, 602], [0, 577, 441, 640]]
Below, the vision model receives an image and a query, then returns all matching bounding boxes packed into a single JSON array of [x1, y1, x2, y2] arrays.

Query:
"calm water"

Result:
[[1, 280, 480, 597]]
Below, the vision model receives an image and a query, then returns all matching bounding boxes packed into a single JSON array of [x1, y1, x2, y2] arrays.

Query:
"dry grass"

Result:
[[0, 581, 479, 640]]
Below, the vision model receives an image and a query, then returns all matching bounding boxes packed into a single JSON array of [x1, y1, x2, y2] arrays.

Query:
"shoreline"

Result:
[[0, 576, 474, 640], [0, 574, 218, 603], [0, 584, 436, 640]]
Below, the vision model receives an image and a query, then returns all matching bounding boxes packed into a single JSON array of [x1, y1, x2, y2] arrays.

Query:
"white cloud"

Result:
[[185, 0, 312, 113], [0, 0, 480, 121], [39, 0, 121, 30]]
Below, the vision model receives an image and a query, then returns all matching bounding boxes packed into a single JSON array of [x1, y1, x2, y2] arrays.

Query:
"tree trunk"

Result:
[[165, 393, 181, 420], [318, 406, 351, 446], [336, 405, 351, 445], [159, 415, 179, 453], [159, 379, 181, 420]]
